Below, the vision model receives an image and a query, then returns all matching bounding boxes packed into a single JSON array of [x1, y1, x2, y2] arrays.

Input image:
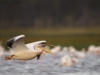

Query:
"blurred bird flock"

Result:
[[0, 0, 100, 74]]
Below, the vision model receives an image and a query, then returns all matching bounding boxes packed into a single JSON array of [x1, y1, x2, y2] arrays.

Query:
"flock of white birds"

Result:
[[0, 35, 100, 67]]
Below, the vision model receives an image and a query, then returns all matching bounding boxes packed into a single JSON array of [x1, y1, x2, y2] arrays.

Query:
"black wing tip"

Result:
[[6, 38, 14, 48], [6, 34, 25, 48]]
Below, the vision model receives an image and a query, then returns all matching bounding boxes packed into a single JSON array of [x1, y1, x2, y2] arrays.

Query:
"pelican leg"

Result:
[[5, 55, 15, 60], [37, 51, 43, 67]]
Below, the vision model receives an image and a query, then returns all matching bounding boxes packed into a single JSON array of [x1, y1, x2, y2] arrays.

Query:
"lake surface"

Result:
[[0, 52, 100, 75]]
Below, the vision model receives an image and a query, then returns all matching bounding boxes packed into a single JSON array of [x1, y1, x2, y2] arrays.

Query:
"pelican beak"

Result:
[[43, 44, 55, 47], [37, 46, 52, 54]]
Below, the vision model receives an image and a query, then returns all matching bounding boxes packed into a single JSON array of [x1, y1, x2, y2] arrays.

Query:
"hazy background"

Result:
[[0, 0, 100, 50]]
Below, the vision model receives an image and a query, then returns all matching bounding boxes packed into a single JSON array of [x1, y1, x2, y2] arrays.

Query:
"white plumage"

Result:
[[5, 35, 52, 60], [61, 55, 78, 66]]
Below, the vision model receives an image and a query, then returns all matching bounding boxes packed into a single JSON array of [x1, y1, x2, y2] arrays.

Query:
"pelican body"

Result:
[[61, 55, 78, 66], [5, 35, 52, 60]]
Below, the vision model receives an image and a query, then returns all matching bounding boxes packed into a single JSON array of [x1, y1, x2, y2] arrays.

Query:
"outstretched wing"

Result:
[[26, 40, 47, 50], [7, 35, 30, 53], [26, 42, 35, 50]]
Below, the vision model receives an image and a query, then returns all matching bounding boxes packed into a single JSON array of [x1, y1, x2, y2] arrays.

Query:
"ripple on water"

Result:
[[0, 52, 100, 75]]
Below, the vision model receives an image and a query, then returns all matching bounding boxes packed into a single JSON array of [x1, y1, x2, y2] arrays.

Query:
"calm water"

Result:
[[0, 52, 100, 75]]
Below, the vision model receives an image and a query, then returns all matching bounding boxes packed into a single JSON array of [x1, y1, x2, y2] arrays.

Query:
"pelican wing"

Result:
[[26, 42, 35, 50], [7, 35, 30, 53], [26, 40, 46, 50]]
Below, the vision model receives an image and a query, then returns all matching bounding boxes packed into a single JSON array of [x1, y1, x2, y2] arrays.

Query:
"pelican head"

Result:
[[33, 40, 47, 47], [33, 40, 54, 54], [34, 40, 55, 47]]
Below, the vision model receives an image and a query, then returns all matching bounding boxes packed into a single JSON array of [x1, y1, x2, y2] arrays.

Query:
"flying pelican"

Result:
[[26, 42, 55, 60], [5, 35, 52, 60]]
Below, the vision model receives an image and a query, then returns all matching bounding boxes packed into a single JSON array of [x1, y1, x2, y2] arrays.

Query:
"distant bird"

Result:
[[75, 48, 86, 58], [51, 45, 61, 59], [68, 46, 76, 53], [61, 54, 78, 66], [94, 46, 100, 55], [0, 41, 4, 58], [88, 45, 96, 54], [62, 47, 68, 52], [5, 35, 52, 60], [51, 45, 61, 54]]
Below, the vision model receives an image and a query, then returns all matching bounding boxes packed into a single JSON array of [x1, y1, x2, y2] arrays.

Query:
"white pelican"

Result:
[[68, 46, 76, 53], [62, 47, 68, 52], [0, 41, 4, 58], [26, 42, 55, 60], [61, 54, 78, 66], [88, 45, 96, 54], [51, 45, 61, 54], [5, 35, 52, 60], [88, 45, 100, 55], [75, 48, 86, 58], [94, 46, 100, 55], [50, 45, 61, 59]]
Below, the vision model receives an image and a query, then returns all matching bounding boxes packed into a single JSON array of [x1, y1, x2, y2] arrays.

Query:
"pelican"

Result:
[[62, 47, 68, 52], [0, 41, 4, 58], [50, 45, 61, 59], [61, 54, 78, 66], [26, 42, 55, 59], [88, 45, 95, 54], [5, 35, 52, 60], [94, 46, 100, 55], [68, 46, 76, 53], [75, 48, 86, 58], [51, 45, 61, 54]]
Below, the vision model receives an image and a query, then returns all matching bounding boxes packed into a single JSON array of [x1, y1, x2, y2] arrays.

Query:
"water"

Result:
[[0, 52, 100, 75]]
